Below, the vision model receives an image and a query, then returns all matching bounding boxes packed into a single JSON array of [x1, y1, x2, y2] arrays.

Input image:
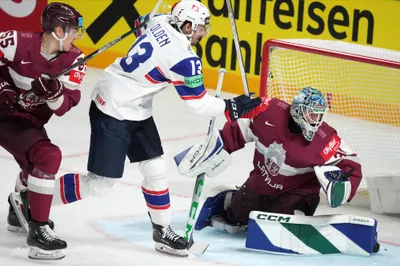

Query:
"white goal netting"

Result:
[[261, 39, 400, 195]]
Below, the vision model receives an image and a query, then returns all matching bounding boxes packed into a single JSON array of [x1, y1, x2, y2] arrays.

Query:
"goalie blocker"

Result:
[[195, 186, 380, 256], [174, 128, 231, 178]]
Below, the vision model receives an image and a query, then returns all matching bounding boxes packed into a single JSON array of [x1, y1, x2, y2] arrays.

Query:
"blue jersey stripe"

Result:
[[142, 189, 171, 208], [146, 67, 169, 83], [61, 173, 80, 204], [175, 84, 206, 98]]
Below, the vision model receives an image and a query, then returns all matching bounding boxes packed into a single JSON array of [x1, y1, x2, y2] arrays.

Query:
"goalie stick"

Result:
[[18, 0, 163, 102], [185, 68, 227, 255]]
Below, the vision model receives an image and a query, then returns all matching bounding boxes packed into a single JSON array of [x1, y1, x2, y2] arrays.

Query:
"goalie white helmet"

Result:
[[171, 0, 211, 43], [290, 87, 328, 141]]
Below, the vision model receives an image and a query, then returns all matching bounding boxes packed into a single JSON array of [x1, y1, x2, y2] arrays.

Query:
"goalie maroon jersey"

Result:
[[219, 97, 363, 201], [0, 30, 86, 125]]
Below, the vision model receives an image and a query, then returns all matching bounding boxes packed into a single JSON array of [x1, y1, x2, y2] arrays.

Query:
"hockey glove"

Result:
[[224, 93, 262, 122], [174, 128, 231, 178], [314, 166, 352, 208], [0, 78, 18, 113], [31, 74, 64, 101]]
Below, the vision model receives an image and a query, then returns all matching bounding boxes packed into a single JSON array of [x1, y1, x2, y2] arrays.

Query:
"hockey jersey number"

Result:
[[0, 31, 15, 48], [120, 34, 154, 73]]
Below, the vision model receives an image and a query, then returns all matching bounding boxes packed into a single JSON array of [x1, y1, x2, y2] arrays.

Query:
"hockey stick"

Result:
[[185, 68, 227, 255], [224, 0, 249, 96], [18, 0, 163, 101]]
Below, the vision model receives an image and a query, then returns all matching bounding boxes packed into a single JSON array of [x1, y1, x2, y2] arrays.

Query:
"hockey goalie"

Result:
[[175, 87, 380, 256]]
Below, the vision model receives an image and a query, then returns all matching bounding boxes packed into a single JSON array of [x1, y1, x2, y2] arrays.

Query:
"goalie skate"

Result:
[[152, 222, 188, 257], [211, 215, 248, 233], [27, 222, 67, 260]]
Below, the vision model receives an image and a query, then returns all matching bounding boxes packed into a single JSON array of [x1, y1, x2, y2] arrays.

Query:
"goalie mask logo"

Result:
[[264, 142, 286, 176]]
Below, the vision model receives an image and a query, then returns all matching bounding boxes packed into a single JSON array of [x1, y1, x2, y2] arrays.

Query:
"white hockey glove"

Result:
[[174, 128, 231, 178], [314, 166, 352, 208]]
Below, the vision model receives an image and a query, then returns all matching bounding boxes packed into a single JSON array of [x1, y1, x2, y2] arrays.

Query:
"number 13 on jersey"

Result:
[[190, 59, 202, 75], [120, 34, 154, 73]]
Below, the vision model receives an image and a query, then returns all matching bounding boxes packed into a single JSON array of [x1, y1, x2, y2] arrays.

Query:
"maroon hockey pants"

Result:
[[0, 115, 61, 222], [226, 179, 320, 226]]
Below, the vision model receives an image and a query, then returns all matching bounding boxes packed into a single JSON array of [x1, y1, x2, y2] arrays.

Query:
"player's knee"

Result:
[[226, 180, 258, 226], [15, 169, 29, 191], [27, 140, 62, 174], [86, 172, 115, 196], [139, 157, 168, 191], [139, 157, 166, 181]]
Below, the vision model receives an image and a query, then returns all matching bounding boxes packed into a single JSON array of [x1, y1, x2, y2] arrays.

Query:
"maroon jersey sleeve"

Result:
[[220, 119, 254, 154], [46, 88, 81, 116], [323, 136, 363, 202], [337, 158, 362, 202]]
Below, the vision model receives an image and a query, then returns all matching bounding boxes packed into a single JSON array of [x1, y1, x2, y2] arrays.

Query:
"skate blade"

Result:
[[154, 242, 189, 257], [28, 246, 66, 260], [7, 225, 24, 234]]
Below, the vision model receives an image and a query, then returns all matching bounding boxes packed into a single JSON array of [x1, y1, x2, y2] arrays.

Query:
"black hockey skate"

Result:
[[27, 221, 66, 260], [8, 189, 54, 233], [152, 222, 189, 257]]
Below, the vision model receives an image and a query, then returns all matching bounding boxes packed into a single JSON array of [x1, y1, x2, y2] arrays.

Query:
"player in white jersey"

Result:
[[8, 0, 264, 257], [91, 2, 258, 121]]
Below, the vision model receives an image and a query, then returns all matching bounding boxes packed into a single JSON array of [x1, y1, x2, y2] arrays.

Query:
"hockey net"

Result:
[[260, 39, 400, 204]]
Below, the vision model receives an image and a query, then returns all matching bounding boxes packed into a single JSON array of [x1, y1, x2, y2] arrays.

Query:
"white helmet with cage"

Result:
[[290, 87, 328, 141], [170, 0, 211, 40]]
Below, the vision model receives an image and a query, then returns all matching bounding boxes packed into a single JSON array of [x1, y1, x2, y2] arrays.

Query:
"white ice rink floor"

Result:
[[0, 68, 400, 266]]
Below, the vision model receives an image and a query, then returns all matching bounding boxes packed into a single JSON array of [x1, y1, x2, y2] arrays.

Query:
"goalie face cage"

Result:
[[260, 39, 400, 194]]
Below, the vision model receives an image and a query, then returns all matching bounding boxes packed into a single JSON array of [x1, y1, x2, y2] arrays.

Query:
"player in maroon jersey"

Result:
[[0, 2, 86, 260], [176, 87, 363, 232]]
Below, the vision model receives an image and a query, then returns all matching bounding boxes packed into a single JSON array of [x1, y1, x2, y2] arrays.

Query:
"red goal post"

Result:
[[259, 39, 400, 214]]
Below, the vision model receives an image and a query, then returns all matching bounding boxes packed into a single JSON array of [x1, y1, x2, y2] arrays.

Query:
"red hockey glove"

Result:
[[31, 75, 64, 101], [224, 93, 263, 122]]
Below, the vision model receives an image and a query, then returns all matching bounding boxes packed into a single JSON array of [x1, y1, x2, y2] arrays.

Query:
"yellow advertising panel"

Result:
[[54, 0, 400, 95]]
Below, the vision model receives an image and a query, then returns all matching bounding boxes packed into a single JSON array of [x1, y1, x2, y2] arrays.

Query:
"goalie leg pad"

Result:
[[194, 184, 238, 230], [246, 211, 378, 256]]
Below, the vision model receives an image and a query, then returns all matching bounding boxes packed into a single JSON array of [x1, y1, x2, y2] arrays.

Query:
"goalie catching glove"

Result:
[[174, 128, 231, 178], [315, 165, 352, 208]]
